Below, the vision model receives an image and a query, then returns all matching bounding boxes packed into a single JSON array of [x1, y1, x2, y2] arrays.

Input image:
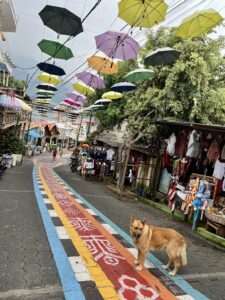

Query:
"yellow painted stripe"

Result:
[[38, 167, 119, 300]]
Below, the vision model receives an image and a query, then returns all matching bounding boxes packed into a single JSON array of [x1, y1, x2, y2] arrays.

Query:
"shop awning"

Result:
[[155, 120, 225, 133]]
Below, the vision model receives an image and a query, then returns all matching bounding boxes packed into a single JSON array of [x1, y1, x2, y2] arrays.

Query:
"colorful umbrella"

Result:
[[102, 91, 123, 100], [39, 5, 83, 37], [88, 56, 118, 74], [89, 104, 104, 110], [125, 68, 155, 82], [111, 82, 136, 93], [36, 89, 55, 96], [38, 39, 73, 60], [38, 73, 61, 85], [36, 83, 57, 91], [63, 98, 82, 107], [144, 47, 181, 66], [95, 31, 140, 60], [0, 94, 22, 109], [66, 91, 87, 103], [37, 62, 65, 76], [35, 95, 52, 99], [35, 99, 52, 104], [176, 9, 223, 38], [94, 99, 112, 105], [118, 0, 168, 29], [60, 102, 79, 110], [73, 82, 95, 96], [76, 71, 105, 89]]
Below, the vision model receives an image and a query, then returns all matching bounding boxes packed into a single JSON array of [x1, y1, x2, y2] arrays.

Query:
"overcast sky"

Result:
[[1, 0, 225, 107]]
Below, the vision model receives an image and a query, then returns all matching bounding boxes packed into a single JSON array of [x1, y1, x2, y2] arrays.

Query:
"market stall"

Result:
[[156, 120, 225, 235]]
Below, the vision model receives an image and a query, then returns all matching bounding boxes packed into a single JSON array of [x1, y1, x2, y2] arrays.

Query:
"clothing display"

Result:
[[207, 139, 220, 162], [166, 133, 176, 156], [106, 148, 115, 161], [213, 159, 225, 180], [186, 130, 200, 158]]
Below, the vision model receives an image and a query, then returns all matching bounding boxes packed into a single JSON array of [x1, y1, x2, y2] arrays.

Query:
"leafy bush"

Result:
[[142, 187, 153, 199]]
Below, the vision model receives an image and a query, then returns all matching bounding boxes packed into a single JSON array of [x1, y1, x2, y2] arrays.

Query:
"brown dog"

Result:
[[130, 216, 187, 276]]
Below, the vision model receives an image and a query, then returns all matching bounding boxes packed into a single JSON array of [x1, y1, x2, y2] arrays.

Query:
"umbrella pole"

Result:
[[25, 111, 32, 145], [75, 115, 83, 149], [86, 111, 93, 140]]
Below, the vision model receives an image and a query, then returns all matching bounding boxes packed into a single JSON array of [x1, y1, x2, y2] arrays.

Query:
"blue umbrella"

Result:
[[111, 82, 136, 93]]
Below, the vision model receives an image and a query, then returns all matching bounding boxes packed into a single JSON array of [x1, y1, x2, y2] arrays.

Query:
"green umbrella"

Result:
[[176, 9, 223, 38], [125, 69, 155, 82], [36, 89, 55, 96], [38, 39, 73, 60]]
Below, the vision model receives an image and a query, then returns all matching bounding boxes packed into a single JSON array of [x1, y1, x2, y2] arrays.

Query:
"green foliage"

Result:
[[135, 182, 143, 189], [8, 76, 27, 91], [142, 187, 153, 199], [95, 26, 225, 132], [0, 134, 24, 154]]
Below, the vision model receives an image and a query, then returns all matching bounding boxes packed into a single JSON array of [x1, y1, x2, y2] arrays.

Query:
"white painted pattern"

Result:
[[70, 217, 95, 232], [102, 223, 117, 235], [43, 198, 51, 204], [41, 190, 47, 195], [69, 257, 93, 282], [177, 295, 195, 300], [55, 226, 70, 239], [48, 210, 58, 217], [86, 208, 97, 216]]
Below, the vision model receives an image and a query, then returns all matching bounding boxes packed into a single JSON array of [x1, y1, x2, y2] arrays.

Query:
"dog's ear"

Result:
[[130, 214, 134, 224], [141, 217, 146, 225]]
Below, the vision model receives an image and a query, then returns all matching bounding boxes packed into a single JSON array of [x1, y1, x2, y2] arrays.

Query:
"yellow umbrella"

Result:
[[73, 82, 95, 96], [118, 0, 168, 29], [176, 9, 223, 38], [102, 91, 122, 100], [17, 99, 32, 111], [87, 56, 118, 74], [38, 73, 61, 85], [35, 99, 52, 104]]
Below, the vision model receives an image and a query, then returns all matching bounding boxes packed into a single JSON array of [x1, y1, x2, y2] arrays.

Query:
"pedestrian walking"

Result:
[[60, 149, 63, 158], [52, 148, 57, 160]]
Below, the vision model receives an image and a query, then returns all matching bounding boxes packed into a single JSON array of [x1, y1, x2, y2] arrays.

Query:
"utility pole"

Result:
[[75, 114, 83, 149]]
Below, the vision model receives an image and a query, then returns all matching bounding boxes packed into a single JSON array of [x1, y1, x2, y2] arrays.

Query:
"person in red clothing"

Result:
[[52, 148, 57, 160]]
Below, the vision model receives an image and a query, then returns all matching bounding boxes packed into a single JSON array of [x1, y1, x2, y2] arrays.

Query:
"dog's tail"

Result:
[[180, 242, 187, 266]]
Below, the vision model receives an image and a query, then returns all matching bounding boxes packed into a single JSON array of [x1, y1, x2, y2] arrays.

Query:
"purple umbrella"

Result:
[[95, 31, 140, 61], [76, 71, 105, 89], [66, 91, 87, 103], [60, 101, 79, 110], [0, 94, 22, 109]]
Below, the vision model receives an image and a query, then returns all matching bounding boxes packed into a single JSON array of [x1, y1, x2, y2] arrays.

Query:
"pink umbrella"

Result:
[[66, 91, 87, 103], [63, 98, 82, 107]]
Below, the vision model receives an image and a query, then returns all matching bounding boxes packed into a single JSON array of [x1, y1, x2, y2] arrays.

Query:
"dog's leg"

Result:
[[136, 251, 146, 271], [134, 249, 141, 265], [169, 258, 180, 276], [162, 259, 172, 270]]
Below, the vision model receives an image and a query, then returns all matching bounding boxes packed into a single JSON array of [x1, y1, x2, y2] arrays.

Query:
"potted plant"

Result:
[[143, 187, 153, 199], [135, 182, 143, 196]]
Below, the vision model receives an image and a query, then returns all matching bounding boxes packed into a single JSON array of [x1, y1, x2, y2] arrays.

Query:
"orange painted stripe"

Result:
[[63, 190, 177, 299]]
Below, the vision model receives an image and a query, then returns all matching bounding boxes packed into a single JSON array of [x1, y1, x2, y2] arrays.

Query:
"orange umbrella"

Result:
[[87, 55, 118, 74]]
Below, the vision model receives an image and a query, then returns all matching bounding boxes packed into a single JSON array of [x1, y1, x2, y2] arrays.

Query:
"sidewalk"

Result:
[[0, 158, 64, 300], [55, 164, 225, 300]]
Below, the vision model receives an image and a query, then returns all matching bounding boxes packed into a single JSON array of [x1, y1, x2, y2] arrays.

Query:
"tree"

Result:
[[93, 27, 225, 190]]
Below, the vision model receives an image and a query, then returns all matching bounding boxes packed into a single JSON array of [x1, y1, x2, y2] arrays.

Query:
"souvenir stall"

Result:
[[156, 121, 225, 235]]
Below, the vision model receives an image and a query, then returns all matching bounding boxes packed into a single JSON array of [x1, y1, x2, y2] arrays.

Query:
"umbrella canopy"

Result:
[[0, 94, 22, 109], [36, 89, 55, 96], [60, 101, 79, 110], [89, 104, 104, 110], [94, 99, 112, 105], [125, 68, 155, 82], [88, 56, 118, 74], [102, 91, 123, 100], [38, 39, 73, 60], [73, 82, 95, 96], [17, 99, 32, 112], [38, 73, 61, 85], [37, 62, 65, 76], [66, 91, 87, 103], [95, 31, 140, 60], [39, 5, 83, 37], [76, 71, 105, 89], [118, 0, 168, 29], [111, 82, 136, 93], [36, 83, 57, 91], [36, 95, 52, 99], [35, 99, 52, 104], [144, 47, 181, 66], [176, 9, 223, 38], [64, 98, 81, 107]]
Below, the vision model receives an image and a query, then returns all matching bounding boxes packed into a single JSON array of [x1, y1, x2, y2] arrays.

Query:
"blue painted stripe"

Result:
[[53, 169, 209, 300], [33, 167, 85, 300]]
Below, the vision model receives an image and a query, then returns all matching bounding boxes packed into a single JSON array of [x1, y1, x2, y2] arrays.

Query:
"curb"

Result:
[[197, 227, 225, 248]]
